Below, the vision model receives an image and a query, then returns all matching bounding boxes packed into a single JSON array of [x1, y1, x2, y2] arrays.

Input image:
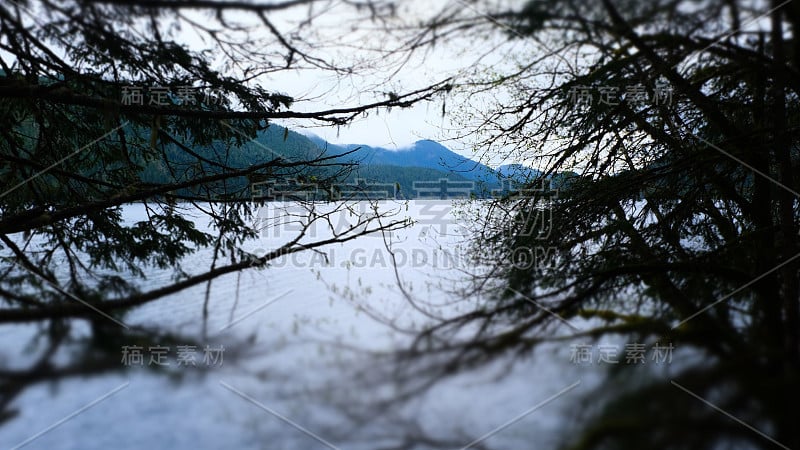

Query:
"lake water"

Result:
[[1, 201, 620, 450]]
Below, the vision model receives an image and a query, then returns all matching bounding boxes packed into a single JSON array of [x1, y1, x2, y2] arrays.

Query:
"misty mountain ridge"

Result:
[[306, 135, 500, 183], [140, 124, 548, 199]]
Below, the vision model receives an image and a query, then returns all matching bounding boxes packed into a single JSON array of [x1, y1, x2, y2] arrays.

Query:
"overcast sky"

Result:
[[168, 0, 525, 161], [261, 0, 520, 155], [4, 0, 525, 163]]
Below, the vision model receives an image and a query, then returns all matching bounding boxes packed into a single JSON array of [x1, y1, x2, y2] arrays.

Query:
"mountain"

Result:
[[141, 125, 558, 200], [309, 137, 499, 184], [139, 126, 492, 199]]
